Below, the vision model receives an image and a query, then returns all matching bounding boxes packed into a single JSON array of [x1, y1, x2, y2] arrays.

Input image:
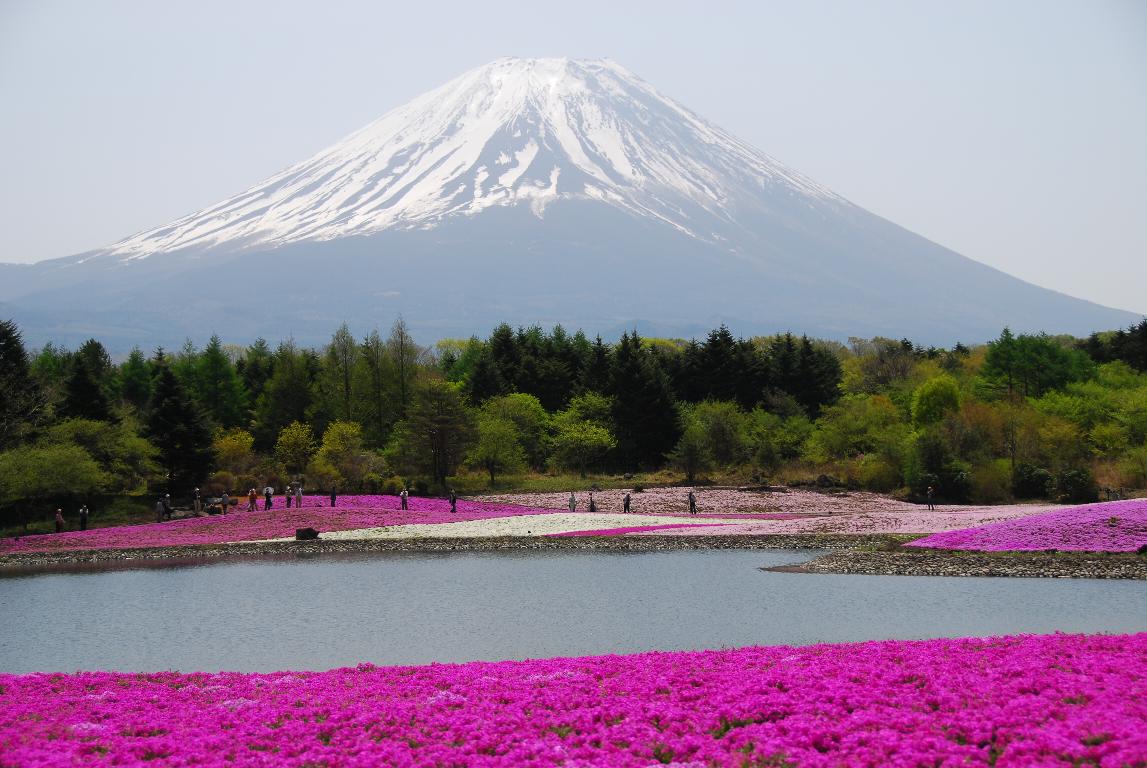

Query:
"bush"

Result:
[[857, 455, 901, 492], [968, 461, 1011, 505], [1053, 467, 1099, 504], [1013, 463, 1053, 499]]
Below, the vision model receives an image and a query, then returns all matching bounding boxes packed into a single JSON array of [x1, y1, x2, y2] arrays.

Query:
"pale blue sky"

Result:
[[1, 0, 1144, 314]]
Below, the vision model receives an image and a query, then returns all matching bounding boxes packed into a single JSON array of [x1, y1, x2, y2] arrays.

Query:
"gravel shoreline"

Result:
[[4, 533, 1144, 579], [780, 549, 1147, 579], [0, 534, 875, 573]]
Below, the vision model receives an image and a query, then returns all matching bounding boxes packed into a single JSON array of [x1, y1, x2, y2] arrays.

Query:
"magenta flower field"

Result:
[[908, 499, 1147, 553], [0, 496, 555, 556], [0, 633, 1143, 767]]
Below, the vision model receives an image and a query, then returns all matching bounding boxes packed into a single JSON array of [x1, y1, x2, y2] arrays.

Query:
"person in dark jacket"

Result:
[[623, 492, 631, 513], [330, 486, 337, 507], [449, 489, 458, 514], [688, 491, 697, 515], [54, 509, 65, 533], [78, 505, 89, 531]]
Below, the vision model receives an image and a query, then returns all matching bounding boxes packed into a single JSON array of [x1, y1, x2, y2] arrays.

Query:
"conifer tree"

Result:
[[147, 364, 213, 492]]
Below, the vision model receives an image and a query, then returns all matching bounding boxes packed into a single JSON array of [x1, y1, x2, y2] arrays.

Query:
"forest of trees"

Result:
[[2, 316, 1147, 524]]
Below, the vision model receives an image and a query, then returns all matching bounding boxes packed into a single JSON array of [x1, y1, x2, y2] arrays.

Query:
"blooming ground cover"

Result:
[[0, 489, 1065, 554], [488, 488, 1058, 537], [0, 633, 1142, 767], [907, 498, 1147, 553], [0, 496, 555, 556]]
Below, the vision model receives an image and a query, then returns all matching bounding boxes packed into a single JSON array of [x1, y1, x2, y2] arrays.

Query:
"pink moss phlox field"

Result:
[[1, 634, 1144, 767], [547, 523, 732, 537], [907, 499, 1147, 552], [485, 487, 1058, 536], [0, 496, 557, 555]]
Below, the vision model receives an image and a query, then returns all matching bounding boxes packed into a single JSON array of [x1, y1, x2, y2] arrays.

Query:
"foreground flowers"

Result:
[[908, 498, 1147, 552], [1, 633, 1143, 767]]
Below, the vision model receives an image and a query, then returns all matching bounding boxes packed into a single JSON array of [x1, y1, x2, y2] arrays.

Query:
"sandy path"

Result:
[[254, 512, 738, 542]]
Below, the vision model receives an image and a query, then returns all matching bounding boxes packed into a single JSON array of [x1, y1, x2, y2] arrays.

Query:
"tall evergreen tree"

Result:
[[324, 323, 359, 421], [254, 340, 314, 448], [354, 329, 394, 448], [119, 347, 153, 411], [147, 364, 213, 492], [609, 332, 680, 469], [387, 317, 421, 419], [61, 356, 112, 422], [195, 335, 247, 428], [0, 320, 42, 449], [239, 338, 274, 408], [583, 335, 612, 393]]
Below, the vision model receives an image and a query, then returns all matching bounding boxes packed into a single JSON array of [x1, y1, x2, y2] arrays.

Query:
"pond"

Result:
[[1, 549, 1145, 673]]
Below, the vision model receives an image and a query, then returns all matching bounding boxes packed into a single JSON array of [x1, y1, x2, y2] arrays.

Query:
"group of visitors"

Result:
[[53, 505, 90, 533], [565, 490, 700, 515]]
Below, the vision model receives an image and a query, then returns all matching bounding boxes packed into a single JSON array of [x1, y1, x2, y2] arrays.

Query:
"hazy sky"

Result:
[[2, 0, 1144, 315]]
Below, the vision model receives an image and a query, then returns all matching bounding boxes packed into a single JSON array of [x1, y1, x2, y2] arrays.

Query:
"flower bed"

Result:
[[485, 488, 1057, 535], [0, 496, 554, 556], [907, 499, 1147, 552], [0, 633, 1143, 766]]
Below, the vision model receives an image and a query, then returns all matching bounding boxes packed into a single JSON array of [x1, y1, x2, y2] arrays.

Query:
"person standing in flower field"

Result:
[[688, 490, 698, 515], [78, 504, 89, 531], [220, 490, 230, 514], [588, 492, 597, 514], [295, 482, 303, 509], [623, 492, 631, 513], [926, 485, 936, 511], [54, 509, 65, 533], [247, 488, 258, 512], [154, 497, 166, 523], [264, 485, 273, 510], [193, 488, 202, 515], [400, 487, 409, 510], [285, 484, 293, 508], [329, 486, 337, 508], [568, 492, 577, 513], [449, 489, 458, 514]]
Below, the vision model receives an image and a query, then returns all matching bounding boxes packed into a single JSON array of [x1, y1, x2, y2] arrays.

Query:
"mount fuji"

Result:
[[1, 57, 1137, 349]]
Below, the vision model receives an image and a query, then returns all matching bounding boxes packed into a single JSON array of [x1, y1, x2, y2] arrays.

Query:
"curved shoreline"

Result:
[[777, 548, 1147, 579], [2, 533, 1145, 579]]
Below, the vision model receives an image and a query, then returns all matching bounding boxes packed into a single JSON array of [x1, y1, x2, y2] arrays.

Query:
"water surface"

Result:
[[1, 549, 1144, 673]]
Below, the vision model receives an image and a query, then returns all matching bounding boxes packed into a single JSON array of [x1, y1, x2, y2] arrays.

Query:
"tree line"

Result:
[[2, 315, 1147, 524]]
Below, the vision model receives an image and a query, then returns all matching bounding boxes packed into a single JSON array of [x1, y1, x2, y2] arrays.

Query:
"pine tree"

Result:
[[119, 347, 153, 411], [609, 332, 680, 469], [147, 365, 213, 492], [61, 356, 112, 422], [195, 335, 247, 428], [0, 319, 42, 449]]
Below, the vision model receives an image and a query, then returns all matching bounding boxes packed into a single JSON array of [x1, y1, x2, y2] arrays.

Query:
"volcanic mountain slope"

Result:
[[0, 57, 1137, 349]]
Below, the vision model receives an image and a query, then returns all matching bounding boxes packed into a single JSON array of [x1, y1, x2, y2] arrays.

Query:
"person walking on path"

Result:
[[400, 488, 409, 510], [78, 505, 89, 531], [688, 491, 697, 515], [568, 492, 577, 513], [449, 489, 458, 514], [154, 497, 165, 523], [623, 492, 631, 514], [330, 486, 337, 508], [295, 483, 303, 509], [264, 486, 273, 510], [193, 488, 202, 515], [54, 509, 65, 533], [926, 485, 935, 511]]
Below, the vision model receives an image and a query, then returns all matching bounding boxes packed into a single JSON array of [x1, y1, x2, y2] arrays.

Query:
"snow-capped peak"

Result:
[[104, 57, 842, 260]]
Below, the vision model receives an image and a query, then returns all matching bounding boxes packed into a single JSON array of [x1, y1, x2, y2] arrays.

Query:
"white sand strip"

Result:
[[251, 512, 737, 542]]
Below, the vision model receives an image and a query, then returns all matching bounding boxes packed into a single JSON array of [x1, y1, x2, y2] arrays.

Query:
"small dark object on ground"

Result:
[[632, 485, 645, 493], [1138, 544, 1147, 556], [295, 528, 319, 541]]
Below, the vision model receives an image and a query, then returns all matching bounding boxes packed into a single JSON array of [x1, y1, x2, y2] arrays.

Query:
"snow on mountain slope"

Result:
[[100, 57, 843, 262]]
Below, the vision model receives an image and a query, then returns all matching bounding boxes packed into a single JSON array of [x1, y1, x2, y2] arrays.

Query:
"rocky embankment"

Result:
[[784, 549, 1147, 579], [0, 534, 882, 573]]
